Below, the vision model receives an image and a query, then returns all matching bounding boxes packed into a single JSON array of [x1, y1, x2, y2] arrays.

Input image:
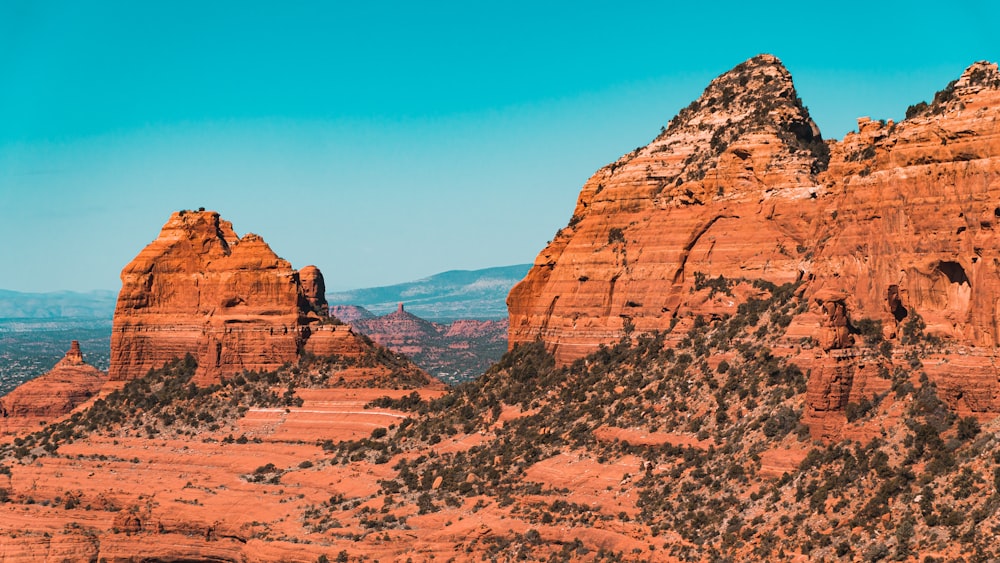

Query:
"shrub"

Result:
[[254, 463, 277, 474], [608, 228, 625, 244], [956, 416, 980, 440]]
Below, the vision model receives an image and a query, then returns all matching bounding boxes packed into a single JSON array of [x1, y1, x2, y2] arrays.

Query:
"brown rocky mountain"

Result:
[[509, 55, 1000, 438], [509, 53, 825, 364], [334, 303, 509, 384], [4, 56, 1000, 561], [0, 341, 106, 437], [0, 210, 443, 560], [111, 210, 370, 384]]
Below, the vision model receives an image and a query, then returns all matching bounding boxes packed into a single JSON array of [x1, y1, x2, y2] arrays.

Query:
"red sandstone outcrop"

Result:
[[110, 210, 368, 384], [298, 264, 328, 314], [341, 303, 509, 382], [0, 341, 106, 436], [508, 55, 1000, 434], [509, 54, 827, 364]]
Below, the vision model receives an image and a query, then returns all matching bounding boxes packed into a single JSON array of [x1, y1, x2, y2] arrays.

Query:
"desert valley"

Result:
[[4, 54, 1000, 562]]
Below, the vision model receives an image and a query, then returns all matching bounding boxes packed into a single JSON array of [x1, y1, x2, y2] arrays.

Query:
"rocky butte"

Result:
[[110, 210, 367, 384], [0, 341, 106, 437], [334, 303, 509, 383], [508, 54, 1000, 437]]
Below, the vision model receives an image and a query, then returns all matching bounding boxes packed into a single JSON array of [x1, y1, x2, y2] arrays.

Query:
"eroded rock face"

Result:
[[508, 54, 828, 365], [799, 61, 1000, 429], [110, 211, 366, 383], [0, 341, 107, 436], [508, 56, 1000, 433], [298, 265, 328, 315]]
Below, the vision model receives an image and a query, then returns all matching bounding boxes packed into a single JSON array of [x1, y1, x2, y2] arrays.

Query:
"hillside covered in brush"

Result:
[[3, 276, 999, 560]]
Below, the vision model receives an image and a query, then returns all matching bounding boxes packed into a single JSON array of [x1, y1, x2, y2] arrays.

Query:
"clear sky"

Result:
[[2, 1, 998, 292]]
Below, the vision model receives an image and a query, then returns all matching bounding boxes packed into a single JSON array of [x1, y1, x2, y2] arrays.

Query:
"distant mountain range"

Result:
[[0, 290, 117, 320], [327, 264, 530, 320]]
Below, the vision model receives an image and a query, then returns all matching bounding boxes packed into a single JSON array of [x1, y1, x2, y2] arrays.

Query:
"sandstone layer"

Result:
[[509, 54, 826, 363], [110, 210, 367, 384], [0, 341, 106, 437], [508, 55, 1000, 433]]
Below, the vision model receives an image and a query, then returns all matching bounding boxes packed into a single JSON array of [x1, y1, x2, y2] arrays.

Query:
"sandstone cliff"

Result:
[[0, 341, 106, 436], [110, 210, 367, 383], [509, 55, 827, 362], [508, 55, 1000, 434]]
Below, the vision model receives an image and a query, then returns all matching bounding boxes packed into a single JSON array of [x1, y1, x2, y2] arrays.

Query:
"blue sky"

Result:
[[2, 1, 998, 292]]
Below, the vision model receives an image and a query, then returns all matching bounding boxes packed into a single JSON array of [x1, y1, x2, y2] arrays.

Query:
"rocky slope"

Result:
[[0, 341, 106, 437], [508, 55, 1000, 436], [3, 283, 1000, 560], [111, 210, 369, 384], [337, 303, 509, 384]]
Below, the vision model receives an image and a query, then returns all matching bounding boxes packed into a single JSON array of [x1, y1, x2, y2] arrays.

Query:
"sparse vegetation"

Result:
[[3, 269, 1000, 560]]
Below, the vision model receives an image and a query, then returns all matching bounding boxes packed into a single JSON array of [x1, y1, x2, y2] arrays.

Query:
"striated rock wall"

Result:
[[508, 56, 1000, 434], [800, 62, 1000, 430], [508, 54, 827, 365], [110, 210, 366, 384]]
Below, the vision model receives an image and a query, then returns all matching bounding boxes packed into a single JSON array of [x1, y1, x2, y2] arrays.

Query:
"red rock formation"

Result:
[[340, 305, 509, 382], [0, 341, 106, 436], [329, 304, 376, 323], [298, 265, 328, 315], [507, 55, 1000, 433], [354, 304, 442, 353], [800, 61, 1000, 430], [509, 54, 826, 365], [110, 211, 367, 384]]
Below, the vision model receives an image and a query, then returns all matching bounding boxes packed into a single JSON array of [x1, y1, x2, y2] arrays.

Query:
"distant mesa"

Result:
[[110, 210, 372, 384], [329, 304, 376, 324], [336, 302, 509, 384]]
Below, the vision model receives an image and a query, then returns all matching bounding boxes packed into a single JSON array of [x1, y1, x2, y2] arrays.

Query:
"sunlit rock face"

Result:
[[508, 56, 1000, 434], [110, 210, 366, 384], [509, 54, 829, 364]]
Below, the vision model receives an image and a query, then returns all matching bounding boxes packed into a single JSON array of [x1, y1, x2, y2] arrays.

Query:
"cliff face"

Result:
[[508, 54, 828, 364], [802, 61, 1000, 434], [0, 341, 106, 436], [110, 211, 366, 383], [508, 56, 1000, 433]]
